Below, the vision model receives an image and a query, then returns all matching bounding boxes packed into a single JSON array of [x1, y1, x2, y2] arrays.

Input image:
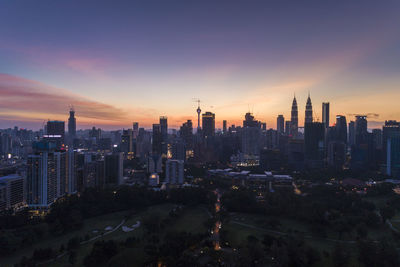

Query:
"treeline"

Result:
[[222, 184, 400, 239], [0, 185, 213, 259]]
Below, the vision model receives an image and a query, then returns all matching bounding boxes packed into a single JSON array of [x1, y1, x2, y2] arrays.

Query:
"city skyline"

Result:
[[1, 1, 400, 129]]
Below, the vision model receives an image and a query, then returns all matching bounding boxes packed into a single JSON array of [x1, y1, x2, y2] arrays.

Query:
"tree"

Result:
[[332, 244, 350, 267]]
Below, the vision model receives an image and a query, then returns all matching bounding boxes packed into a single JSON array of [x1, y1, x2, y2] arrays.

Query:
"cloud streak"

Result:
[[0, 73, 130, 128]]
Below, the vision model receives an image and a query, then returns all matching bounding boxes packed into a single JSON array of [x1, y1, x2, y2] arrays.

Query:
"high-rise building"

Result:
[[305, 93, 313, 124], [322, 102, 330, 128], [386, 133, 400, 177], [383, 120, 400, 157], [277, 115, 285, 134], [285, 121, 291, 135], [165, 159, 184, 185], [0, 174, 26, 211], [202, 112, 215, 139], [348, 121, 355, 146], [121, 129, 133, 156], [335, 115, 347, 144], [132, 122, 139, 139], [223, 120, 227, 134], [152, 124, 162, 155], [290, 96, 298, 137], [242, 113, 261, 156], [355, 116, 368, 145], [45, 120, 65, 148], [304, 122, 325, 168], [160, 116, 168, 156], [27, 141, 67, 208], [68, 108, 76, 138]]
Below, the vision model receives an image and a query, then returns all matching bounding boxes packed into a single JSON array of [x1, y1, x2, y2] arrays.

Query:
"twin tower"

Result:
[[290, 93, 313, 136]]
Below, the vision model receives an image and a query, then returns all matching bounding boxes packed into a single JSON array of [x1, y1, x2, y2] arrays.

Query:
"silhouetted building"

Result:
[[277, 115, 285, 134], [348, 121, 355, 146], [322, 102, 330, 128], [45, 120, 65, 148], [242, 113, 261, 156], [152, 124, 162, 155], [335, 115, 347, 144], [304, 122, 325, 168], [104, 152, 123, 185], [202, 112, 215, 139], [68, 108, 76, 143], [223, 120, 227, 134], [291, 96, 298, 137], [160, 116, 168, 156], [305, 93, 313, 124]]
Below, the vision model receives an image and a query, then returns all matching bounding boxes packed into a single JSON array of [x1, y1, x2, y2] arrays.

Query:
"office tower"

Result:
[[202, 112, 215, 139], [160, 116, 168, 156], [223, 120, 227, 134], [285, 121, 291, 135], [67, 149, 77, 193], [136, 128, 152, 159], [383, 120, 400, 157], [386, 133, 400, 177], [304, 122, 325, 168], [322, 102, 330, 128], [165, 159, 184, 184], [104, 152, 123, 185], [179, 120, 194, 158], [348, 121, 355, 146], [277, 115, 285, 134], [152, 124, 162, 155], [121, 129, 133, 156], [355, 116, 368, 145], [27, 141, 67, 208], [335, 115, 347, 144], [0, 174, 26, 211], [242, 113, 261, 156], [68, 108, 76, 141], [291, 95, 298, 137], [132, 122, 139, 139], [45, 120, 65, 148], [305, 93, 313, 124]]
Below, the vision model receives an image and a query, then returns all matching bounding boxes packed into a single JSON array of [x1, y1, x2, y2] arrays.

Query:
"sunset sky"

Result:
[[0, 1, 399, 130]]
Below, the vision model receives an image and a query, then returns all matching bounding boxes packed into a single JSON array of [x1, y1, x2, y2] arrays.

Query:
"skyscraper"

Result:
[[223, 120, 227, 134], [45, 120, 65, 149], [348, 121, 355, 146], [68, 108, 76, 140], [242, 113, 261, 156], [202, 112, 215, 139], [322, 102, 330, 128], [277, 115, 285, 134], [335, 115, 347, 144], [290, 95, 298, 137], [304, 122, 325, 168], [152, 124, 162, 155], [132, 122, 139, 139], [305, 93, 313, 124], [355, 115, 368, 145], [160, 116, 168, 156]]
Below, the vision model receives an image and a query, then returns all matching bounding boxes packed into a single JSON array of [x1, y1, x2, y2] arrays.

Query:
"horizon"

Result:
[[1, 1, 399, 130]]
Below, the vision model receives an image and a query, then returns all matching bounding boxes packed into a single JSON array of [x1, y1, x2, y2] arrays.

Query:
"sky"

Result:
[[0, 0, 400, 130]]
